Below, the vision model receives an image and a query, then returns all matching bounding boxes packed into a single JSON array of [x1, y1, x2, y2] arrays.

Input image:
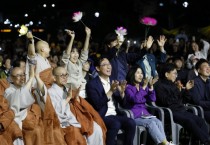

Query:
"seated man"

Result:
[[86, 56, 136, 145], [189, 59, 210, 123], [155, 63, 210, 145], [48, 66, 106, 145], [4, 66, 44, 145]]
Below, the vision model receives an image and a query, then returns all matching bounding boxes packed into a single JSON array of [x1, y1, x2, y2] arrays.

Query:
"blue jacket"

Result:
[[136, 52, 167, 77], [86, 76, 124, 118], [105, 47, 144, 81]]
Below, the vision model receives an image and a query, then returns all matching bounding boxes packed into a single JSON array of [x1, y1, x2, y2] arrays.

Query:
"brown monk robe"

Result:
[[22, 103, 44, 145], [70, 93, 107, 145], [40, 68, 107, 145], [39, 68, 67, 145], [0, 79, 22, 145]]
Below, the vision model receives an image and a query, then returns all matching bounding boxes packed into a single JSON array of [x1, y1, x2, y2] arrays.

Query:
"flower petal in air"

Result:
[[19, 25, 28, 36], [72, 11, 83, 22]]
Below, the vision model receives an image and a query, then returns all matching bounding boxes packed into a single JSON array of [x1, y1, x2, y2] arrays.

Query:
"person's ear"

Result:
[[52, 75, 56, 82], [41, 47, 45, 52], [165, 72, 169, 78], [96, 66, 100, 72]]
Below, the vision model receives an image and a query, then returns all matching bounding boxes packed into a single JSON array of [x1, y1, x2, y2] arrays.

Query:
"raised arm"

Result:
[[25, 64, 35, 90], [26, 32, 36, 58], [65, 29, 75, 55], [157, 35, 167, 53], [35, 70, 45, 97], [82, 27, 91, 51]]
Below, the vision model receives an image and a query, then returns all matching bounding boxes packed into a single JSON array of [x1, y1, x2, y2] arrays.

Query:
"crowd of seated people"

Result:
[[0, 25, 210, 145]]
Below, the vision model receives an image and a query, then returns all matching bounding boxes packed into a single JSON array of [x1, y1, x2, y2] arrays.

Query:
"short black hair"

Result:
[[13, 59, 25, 67], [103, 32, 118, 45], [126, 65, 143, 86], [94, 56, 108, 67], [195, 58, 209, 70], [158, 63, 176, 79]]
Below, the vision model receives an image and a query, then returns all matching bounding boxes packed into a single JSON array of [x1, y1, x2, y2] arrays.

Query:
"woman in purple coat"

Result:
[[125, 66, 174, 145]]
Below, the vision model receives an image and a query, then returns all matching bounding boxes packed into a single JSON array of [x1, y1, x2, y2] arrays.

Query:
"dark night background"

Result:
[[0, 0, 210, 42]]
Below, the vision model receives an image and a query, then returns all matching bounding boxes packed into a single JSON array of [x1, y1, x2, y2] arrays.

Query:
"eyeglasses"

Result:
[[100, 63, 111, 67], [55, 73, 69, 78], [12, 73, 26, 78]]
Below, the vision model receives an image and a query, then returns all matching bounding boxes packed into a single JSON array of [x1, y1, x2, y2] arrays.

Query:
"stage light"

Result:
[[24, 14, 28, 17], [94, 12, 100, 17], [29, 21, 33, 25], [43, 4, 47, 7], [159, 2, 164, 7], [183, 1, 189, 8], [52, 4, 55, 7]]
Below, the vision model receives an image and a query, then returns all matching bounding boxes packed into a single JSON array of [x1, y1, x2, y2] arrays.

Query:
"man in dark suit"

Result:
[[189, 59, 210, 123], [86, 56, 136, 145]]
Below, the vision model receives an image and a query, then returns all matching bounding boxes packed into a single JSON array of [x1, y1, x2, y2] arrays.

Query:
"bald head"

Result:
[[53, 67, 66, 76], [52, 67, 68, 87], [11, 67, 23, 76], [35, 41, 50, 58], [36, 41, 48, 52]]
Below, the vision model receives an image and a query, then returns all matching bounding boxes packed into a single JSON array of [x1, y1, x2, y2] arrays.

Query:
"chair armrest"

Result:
[[184, 104, 198, 115], [185, 103, 205, 118], [118, 108, 133, 118], [146, 103, 165, 125], [148, 102, 176, 128]]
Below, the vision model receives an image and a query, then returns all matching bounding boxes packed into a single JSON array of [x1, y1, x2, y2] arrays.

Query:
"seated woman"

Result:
[[124, 65, 174, 145]]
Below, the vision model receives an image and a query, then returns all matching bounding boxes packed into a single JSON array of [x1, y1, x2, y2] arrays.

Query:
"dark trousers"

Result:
[[204, 110, 210, 124], [103, 115, 136, 145], [173, 110, 209, 143]]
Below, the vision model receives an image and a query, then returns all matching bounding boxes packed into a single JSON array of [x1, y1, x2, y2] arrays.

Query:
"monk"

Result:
[[25, 31, 51, 81], [48, 66, 106, 145], [0, 79, 22, 145], [4, 66, 44, 145]]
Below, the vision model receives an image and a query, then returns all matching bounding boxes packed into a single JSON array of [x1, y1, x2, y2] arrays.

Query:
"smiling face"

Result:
[[134, 68, 144, 84], [198, 62, 210, 78], [70, 48, 79, 64], [82, 61, 91, 72], [96, 58, 112, 79], [165, 69, 177, 82], [191, 42, 199, 52], [53, 67, 69, 87], [11, 67, 26, 88]]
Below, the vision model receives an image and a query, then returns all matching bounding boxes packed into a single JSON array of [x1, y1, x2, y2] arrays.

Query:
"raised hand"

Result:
[[149, 76, 158, 87], [110, 80, 119, 92], [118, 80, 127, 98], [65, 29, 75, 38], [186, 80, 194, 90], [175, 80, 183, 91], [66, 85, 72, 103], [26, 31, 33, 39], [85, 27, 91, 36], [118, 80, 127, 91], [157, 35, 167, 51], [142, 77, 149, 89]]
